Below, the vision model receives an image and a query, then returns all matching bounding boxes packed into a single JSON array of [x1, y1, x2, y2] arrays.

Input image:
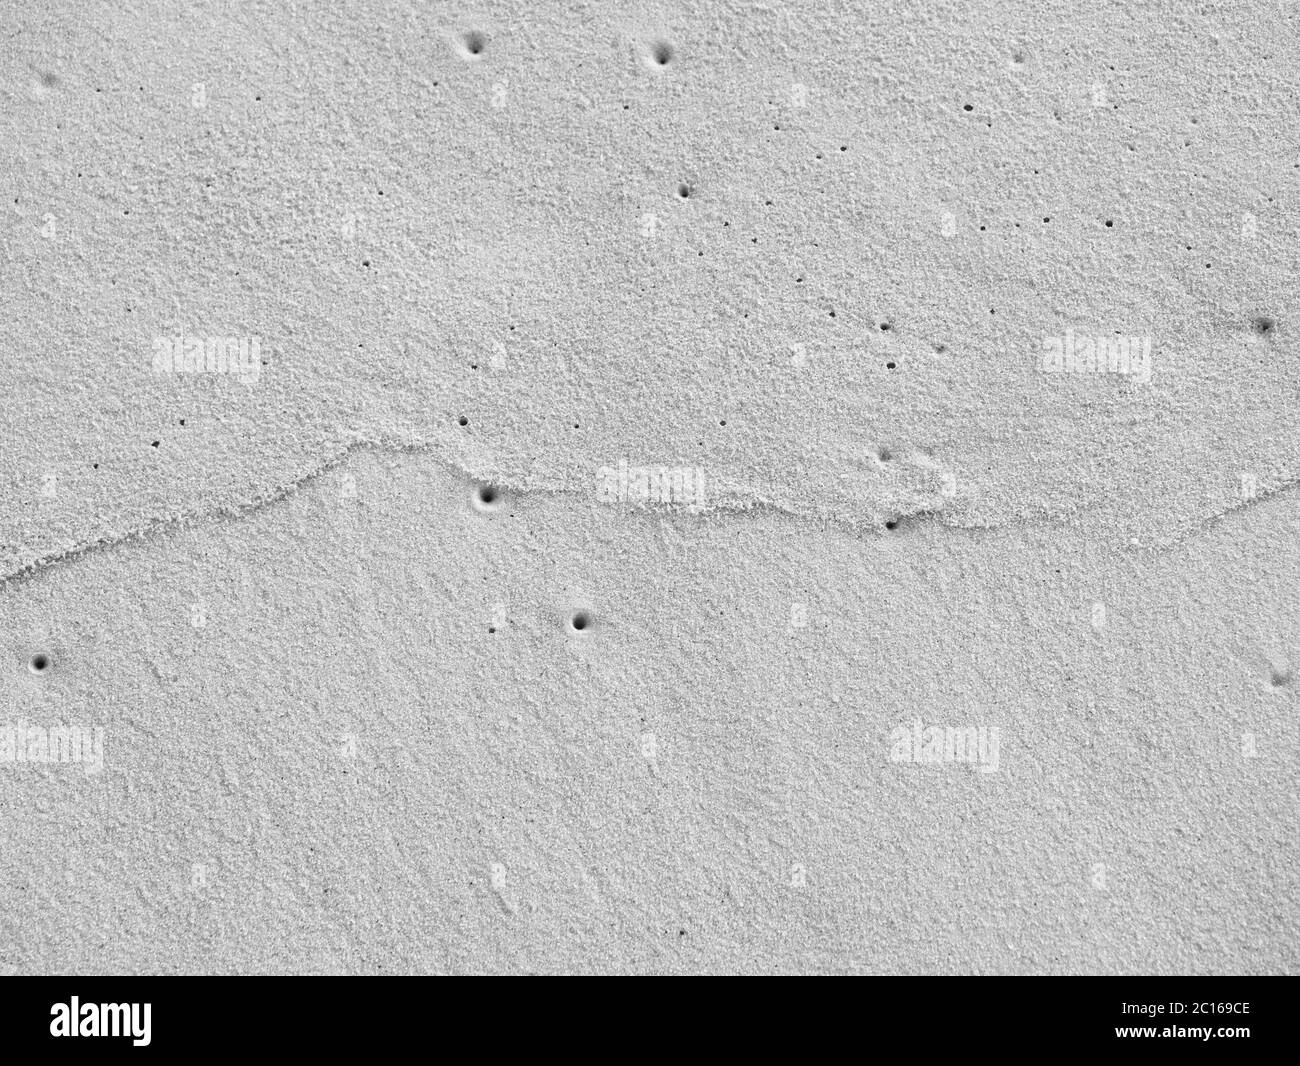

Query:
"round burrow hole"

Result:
[[461, 30, 487, 57], [570, 610, 593, 632], [473, 483, 502, 512], [677, 182, 692, 199], [1252, 315, 1277, 337], [29, 652, 51, 675], [884, 519, 899, 531], [650, 41, 674, 66]]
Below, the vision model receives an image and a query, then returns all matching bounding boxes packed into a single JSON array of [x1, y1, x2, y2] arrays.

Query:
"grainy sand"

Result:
[[1, 0, 1297, 974]]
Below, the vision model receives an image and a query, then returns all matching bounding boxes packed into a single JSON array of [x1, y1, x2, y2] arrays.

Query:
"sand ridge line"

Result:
[[0, 431, 595, 591], [4, 435, 1297, 590], [1148, 474, 1300, 553], [0, 438, 383, 592], [0, 431, 947, 590]]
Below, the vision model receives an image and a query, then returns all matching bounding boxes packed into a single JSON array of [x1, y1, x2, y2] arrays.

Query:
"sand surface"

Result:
[[1, 0, 1297, 973]]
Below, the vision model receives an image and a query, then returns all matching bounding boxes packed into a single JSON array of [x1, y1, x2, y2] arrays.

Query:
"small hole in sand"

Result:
[[473, 483, 503, 513], [651, 41, 674, 66], [1252, 315, 1277, 336], [677, 183, 691, 199], [884, 519, 898, 531], [462, 31, 487, 56], [29, 653, 51, 675], [458, 415, 469, 426], [571, 610, 592, 632]]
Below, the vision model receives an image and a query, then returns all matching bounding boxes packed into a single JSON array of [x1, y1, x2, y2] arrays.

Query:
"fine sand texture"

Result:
[[1, 1, 1298, 974]]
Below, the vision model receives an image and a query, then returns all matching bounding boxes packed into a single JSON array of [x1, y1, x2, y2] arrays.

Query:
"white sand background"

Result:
[[1, 0, 1297, 973]]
